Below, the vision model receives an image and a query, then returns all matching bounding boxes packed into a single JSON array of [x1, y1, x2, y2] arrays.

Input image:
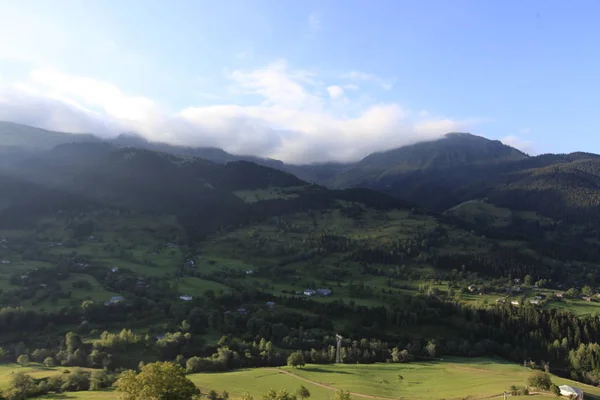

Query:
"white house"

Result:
[[511, 300, 519, 306], [304, 289, 316, 296], [179, 295, 193, 301], [111, 267, 119, 273], [559, 385, 584, 400]]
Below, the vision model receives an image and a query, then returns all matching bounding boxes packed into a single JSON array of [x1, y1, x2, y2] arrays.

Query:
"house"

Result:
[[555, 292, 565, 298], [496, 298, 506, 304], [316, 289, 333, 297], [530, 299, 541, 305], [514, 278, 521, 284], [559, 385, 584, 400], [303, 289, 316, 296], [266, 301, 276, 308], [237, 308, 247, 315], [111, 267, 119, 273], [179, 295, 193, 301], [582, 296, 592, 302], [511, 300, 519, 306], [110, 296, 124, 303], [245, 270, 254, 276], [0, 260, 10, 264]]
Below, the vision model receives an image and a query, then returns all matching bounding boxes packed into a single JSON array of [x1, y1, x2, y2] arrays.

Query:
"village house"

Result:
[[237, 308, 247, 315], [179, 295, 193, 301], [511, 300, 519, 306], [559, 385, 584, 400], [266, 301, 276, 308], [245, 270, 254, 275], [105, 296, 124, 306], [304, 289, 316, 296], [111, 267, 119, 273], [530, 299, 541, 305], [582, 296, 592, 302], [0, 260, 10, 264], [555, 292, 564, 298]]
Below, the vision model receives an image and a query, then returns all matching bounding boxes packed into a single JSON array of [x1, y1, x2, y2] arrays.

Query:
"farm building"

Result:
[[105, 296, 124, 306], [559, 385, 583, 400], [179, 295, 193, 301]]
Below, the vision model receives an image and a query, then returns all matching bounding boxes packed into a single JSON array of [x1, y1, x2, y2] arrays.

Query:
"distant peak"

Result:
[[444, 132, 474, 138]]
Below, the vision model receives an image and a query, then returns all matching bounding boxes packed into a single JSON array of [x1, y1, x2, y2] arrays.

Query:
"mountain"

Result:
[[0, 121, 285, 169], [308, 132, 528, 188], [111, 132, 285, 169], [4, 120, 600, 225]]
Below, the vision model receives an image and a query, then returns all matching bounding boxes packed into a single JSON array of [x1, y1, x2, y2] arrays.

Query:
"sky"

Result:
[[0, 0, 599, 164]]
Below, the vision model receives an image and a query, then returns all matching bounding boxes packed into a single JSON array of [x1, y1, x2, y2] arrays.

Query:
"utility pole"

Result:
[[335, 334, 343, 364]]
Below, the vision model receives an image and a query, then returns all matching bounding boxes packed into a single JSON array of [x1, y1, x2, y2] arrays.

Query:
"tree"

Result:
[[582, 285, 594, 297], [296, 386, 311, 400], [241, 393, 254, 400], [5, 372, 36, 400], [262, 389, 297, 400], [43, 357, 55, 368], [333, 390, 351, 400], [16, 355, 29, 367], [527, 371, 552, 390], [550, 384, 561, 396], [524, 275, 533, 286], [287, 351, 305, 368], [116, 361, 201, 400]]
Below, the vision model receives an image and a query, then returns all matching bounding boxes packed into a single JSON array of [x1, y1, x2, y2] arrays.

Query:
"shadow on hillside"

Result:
[[302, 367, 353, 374]]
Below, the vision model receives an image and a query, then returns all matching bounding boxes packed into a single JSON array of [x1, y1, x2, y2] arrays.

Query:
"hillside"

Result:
[[3, 123, 600, 389]]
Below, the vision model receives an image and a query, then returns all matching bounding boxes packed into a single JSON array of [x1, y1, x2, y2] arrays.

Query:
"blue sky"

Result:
[[0, 0, 598, 162]]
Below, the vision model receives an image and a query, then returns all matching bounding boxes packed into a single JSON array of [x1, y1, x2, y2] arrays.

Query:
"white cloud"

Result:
[[341, 70, 395, 90], [519, 128, 530, 134], [327, 85, 344, 99], [501, 135, 534, 154], [343, 84, 359, 91], [0, 60, 477, 163]]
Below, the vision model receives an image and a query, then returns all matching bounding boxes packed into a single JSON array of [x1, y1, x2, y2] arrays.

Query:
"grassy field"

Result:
[[0, 358, 589, 400]]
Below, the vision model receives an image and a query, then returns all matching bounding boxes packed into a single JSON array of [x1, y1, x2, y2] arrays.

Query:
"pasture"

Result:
[[0, 358, 590, 400]]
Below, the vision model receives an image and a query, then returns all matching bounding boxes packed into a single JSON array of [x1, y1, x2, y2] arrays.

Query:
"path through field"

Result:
[[273, 369, 397, 400]]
